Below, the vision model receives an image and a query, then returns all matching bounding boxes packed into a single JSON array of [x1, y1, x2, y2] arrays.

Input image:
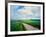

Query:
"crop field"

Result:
[[10, 19, 40, 31]]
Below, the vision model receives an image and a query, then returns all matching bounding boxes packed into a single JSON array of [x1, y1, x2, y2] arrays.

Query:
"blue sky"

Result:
[[10, 5, 41, 20]]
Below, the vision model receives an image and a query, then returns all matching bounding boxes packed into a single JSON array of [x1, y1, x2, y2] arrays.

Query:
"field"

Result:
[[10, 19, 40, 31]]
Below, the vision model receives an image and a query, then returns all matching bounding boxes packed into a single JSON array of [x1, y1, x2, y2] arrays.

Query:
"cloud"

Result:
[[10, 5, 41, 20]]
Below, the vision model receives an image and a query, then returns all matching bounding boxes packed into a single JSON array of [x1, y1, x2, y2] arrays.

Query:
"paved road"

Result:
[[22, 23, 38, 30]]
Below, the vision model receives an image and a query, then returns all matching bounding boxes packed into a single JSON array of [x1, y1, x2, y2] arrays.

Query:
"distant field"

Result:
[[22, 19, 40, 29], [10, 19, 40, 31]]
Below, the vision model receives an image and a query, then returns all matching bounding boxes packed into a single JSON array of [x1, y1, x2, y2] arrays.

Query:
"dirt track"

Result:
[[22, 23, 38, 30]]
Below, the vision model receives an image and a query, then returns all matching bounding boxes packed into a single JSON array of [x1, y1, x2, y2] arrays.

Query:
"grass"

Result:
[[10, 20, 26, 31], [22, 19, 40, 29], [10, 19, 40, 31]]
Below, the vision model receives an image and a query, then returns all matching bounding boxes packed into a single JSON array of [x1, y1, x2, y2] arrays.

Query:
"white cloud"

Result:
[[11, 6, 41, 20]]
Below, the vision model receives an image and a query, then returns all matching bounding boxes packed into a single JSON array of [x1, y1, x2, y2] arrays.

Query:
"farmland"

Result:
[[10, 19, 40, 31]]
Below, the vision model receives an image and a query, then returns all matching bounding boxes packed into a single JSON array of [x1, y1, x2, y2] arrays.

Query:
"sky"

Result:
[[10, 5, 41, 20]]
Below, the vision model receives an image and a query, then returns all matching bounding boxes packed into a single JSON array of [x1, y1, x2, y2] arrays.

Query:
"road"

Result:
[[22, 23, 38, 30]]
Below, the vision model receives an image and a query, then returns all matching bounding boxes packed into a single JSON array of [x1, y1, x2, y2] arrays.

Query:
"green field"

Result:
[[10, 19, 40, 31]]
